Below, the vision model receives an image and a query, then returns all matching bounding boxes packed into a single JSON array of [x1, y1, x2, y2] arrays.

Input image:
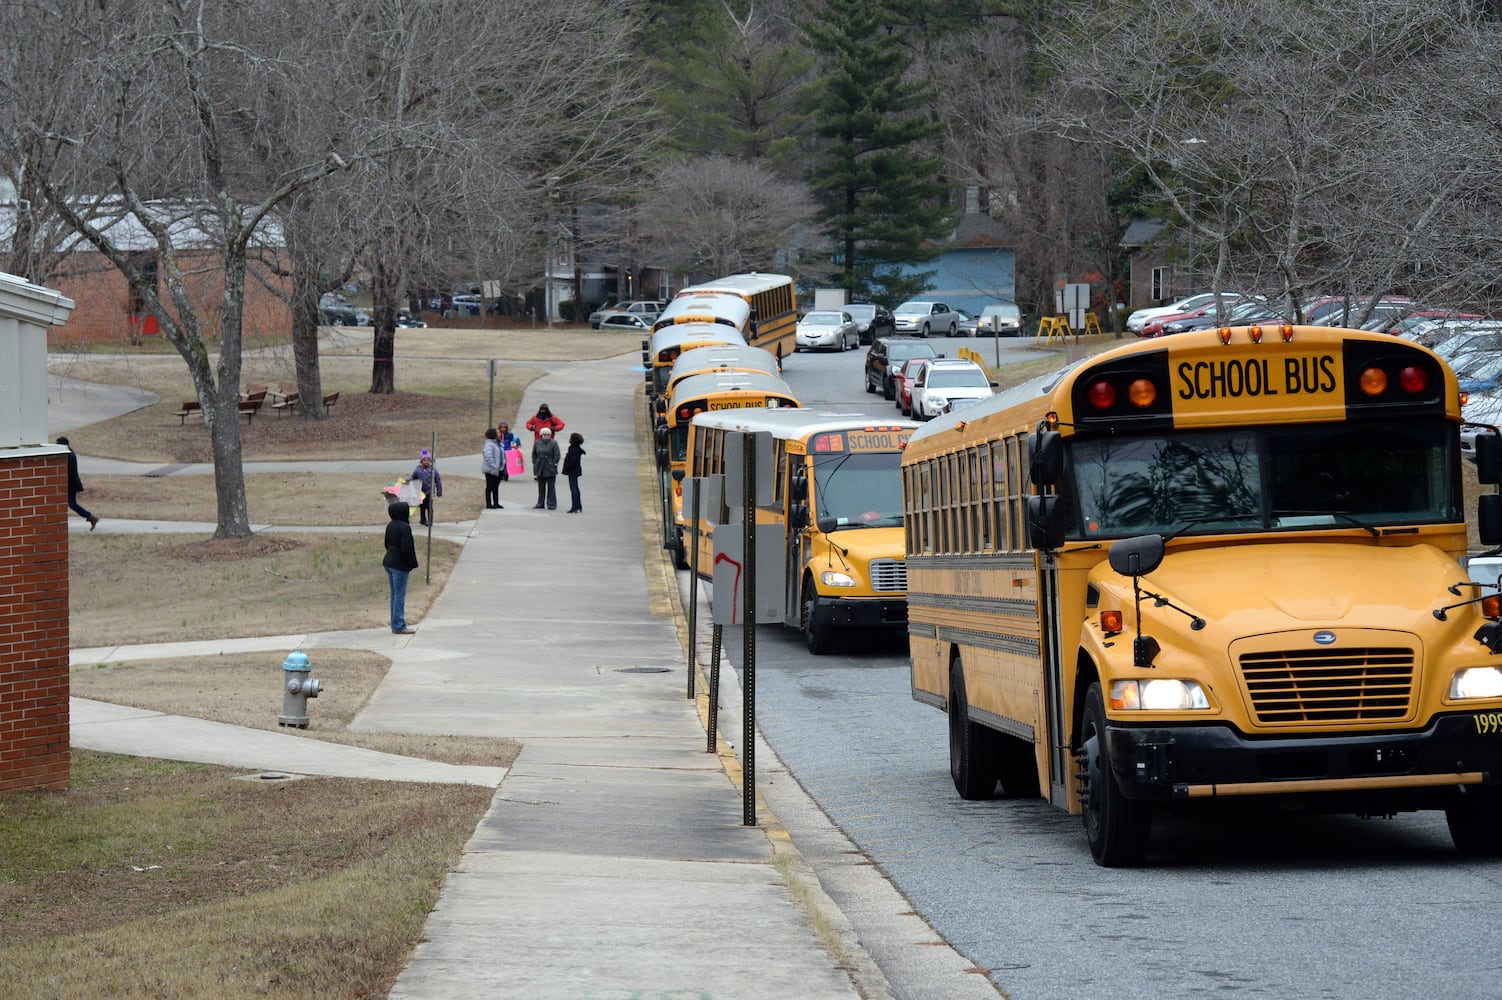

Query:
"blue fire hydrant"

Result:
[[278, 649, 322, 728]]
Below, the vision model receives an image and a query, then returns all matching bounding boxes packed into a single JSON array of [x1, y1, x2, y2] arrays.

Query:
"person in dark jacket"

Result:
[[410, 448, 443, 526], [531, 426, 561, 510], [562, 431, 586, 513], [525, 402, 565, 439], [57, 436, 99, 530], [383, 500, 419, 634]]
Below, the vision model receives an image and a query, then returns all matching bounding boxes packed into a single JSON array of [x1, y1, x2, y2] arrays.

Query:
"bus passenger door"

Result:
[[1037, 553, 1071, 810], [785, 453, 807, 624]]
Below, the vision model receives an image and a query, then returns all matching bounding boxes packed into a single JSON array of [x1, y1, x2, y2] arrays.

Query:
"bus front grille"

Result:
[[1239, 647, 1414, 725], [870, 559, 907, 593]]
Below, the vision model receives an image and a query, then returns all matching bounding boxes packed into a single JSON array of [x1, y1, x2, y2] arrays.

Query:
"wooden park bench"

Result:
[[239, 391, 267, 424], [322, 390, 340, 414], [241, 382, 269, 401], [174, 400, 201, 425], [271, 391, 301, 416]]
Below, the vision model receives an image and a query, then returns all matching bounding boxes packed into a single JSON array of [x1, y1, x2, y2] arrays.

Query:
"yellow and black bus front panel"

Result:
[[798, 425, 914, 629]]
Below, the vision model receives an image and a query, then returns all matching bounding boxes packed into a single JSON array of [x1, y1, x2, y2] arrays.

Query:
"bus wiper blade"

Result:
[[1271, 509, 1380, 537], [1161, 513, 1261, 543]]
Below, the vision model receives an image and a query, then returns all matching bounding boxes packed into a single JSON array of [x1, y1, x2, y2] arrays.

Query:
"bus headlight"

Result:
[[1110, 679, 1210, 711], [1451, 666, 1502, 700], [820, 570, 856, 587]]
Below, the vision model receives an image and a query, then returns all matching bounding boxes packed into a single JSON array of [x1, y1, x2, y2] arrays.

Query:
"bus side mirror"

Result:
[[672, 469, 685, 482], [790, 472, 808, 502], [656, 447, 669, 470], [790, 504, 809, 530], [654, 425, 668, 446], [816, 515, 839, 533], [1109, 534, 1165, 577], [655, 397, 666, 415], [1029, 430, 1063, 486], [1480, 494, 1502, 547], [1477, 433, 1502, 486], [1026, 495, 1067, 550]]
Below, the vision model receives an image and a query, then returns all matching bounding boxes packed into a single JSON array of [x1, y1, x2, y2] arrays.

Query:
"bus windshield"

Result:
[[812, 451, 905, 528], [1069, 420, 1458, 539]]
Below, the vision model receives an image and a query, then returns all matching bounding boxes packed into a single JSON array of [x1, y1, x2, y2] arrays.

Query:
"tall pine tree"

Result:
[[801, 0, 953, 303]]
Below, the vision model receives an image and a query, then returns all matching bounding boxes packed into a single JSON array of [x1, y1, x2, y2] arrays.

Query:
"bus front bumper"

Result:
[[811, 596, 907, 629], [1103, 713, 1502, 804]]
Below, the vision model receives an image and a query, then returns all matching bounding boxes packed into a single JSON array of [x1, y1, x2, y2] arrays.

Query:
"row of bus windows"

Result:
[[687, 425, 793, 510], [903, 434, 1032, 555]]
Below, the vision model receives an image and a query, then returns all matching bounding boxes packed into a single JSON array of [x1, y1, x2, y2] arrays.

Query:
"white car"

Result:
[[977, 302, 1022, 336], [795, 310, 860, 351], [1126, 292, 1234, 334], [893, 300, 963, 338], [909, 359, 994, 420], [593, 299, 666, 329], [597, 312, 652, 332], [1463, 392, 1502, 461]]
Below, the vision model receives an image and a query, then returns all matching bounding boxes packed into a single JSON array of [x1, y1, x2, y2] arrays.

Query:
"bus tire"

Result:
[[1078, 683, 1151, 866], [997, 733, 1040, 798], [801, 581, 834, 655], [1446, 788, 1502, 856], [949, 661, 1000, 800]]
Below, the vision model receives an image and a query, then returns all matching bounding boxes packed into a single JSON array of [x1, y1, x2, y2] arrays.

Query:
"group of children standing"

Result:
[[383, 402, 589, 633]]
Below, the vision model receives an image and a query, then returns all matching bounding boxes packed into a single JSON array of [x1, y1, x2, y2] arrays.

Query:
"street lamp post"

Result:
[[545, 175, 561, 330]]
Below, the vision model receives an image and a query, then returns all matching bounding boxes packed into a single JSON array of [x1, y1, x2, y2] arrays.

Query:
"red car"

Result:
[[895, 357, 929, 416]]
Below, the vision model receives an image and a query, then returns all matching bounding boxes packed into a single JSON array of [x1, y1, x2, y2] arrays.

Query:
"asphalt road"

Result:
[[723, 337, 1502, 1000]]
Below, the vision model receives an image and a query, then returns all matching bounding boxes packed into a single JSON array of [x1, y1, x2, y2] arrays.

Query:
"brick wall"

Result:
[[43, 249, 291, 347], [0, 452, 71, 792]]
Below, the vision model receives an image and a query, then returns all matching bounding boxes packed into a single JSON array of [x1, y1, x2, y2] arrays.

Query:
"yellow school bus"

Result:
[[685, 409, 918, 653], [679, 273, 797, 366], [663, 344, 782, 399], [655, 370, 800, 568], [643, 322, 748, 402], [901, 324, 1502, 865], [652, 291, 753, 336]]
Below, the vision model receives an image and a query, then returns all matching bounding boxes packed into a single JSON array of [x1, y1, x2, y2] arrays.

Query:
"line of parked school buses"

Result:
[[646, 304, 1502, 866], [643, 272, 919, 655]]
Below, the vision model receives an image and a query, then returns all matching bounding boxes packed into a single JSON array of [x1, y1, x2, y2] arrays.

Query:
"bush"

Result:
[[559, 299, 580, 322]]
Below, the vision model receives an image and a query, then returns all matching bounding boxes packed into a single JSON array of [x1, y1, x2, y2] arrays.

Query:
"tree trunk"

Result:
[[369, 255, 400, 394], [290, 261, 326, 419]]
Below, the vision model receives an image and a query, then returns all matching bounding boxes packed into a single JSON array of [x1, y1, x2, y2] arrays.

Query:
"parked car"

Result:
[[865, 336, 942, 399], [910, 359, 994, 420], [451, 293, 484, 317], [977, 302, 1022, 337], [318, 294, 370, 327], [1435, 328, 1502, 365], [795, 310, 860, 352], [586, 301, 619, 327], [1455, 353, 1502, 395], [1302, 295, 1414, 327], [1463, 392, 1502, 462], [892, 300, 963, 338], [1126, 292, 1232, 334], [1146, 294, 1249, 337], [593, 299, 666, 329], [597, 312, 652, 332], [395, 310, 426, 328], [844, 302, 895, 344], [1169, 298, 1284, 334], [955, 309, 981, 338], [895, 357, 929, 416]]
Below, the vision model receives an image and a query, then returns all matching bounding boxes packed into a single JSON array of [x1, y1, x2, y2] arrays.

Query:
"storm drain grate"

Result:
[[616, 666, 672, 674]]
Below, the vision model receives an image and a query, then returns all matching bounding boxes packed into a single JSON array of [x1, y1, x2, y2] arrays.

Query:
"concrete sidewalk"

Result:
[[60, 355, 893, 999]]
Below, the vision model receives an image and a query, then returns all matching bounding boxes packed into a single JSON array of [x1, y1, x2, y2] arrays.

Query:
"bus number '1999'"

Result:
[[1175, 355, 1337, 401], [1474, 713, 1502, 735]]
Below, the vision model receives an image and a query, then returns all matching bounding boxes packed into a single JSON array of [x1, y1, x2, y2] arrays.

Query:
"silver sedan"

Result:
[[795, 310, 860, 352]]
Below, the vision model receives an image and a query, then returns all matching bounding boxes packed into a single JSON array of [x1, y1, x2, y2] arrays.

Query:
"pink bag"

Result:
[[505, 448, 524, 477]]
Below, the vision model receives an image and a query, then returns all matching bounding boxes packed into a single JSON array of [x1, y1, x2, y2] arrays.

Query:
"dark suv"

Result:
[[845, 303, 895, 344], [865, 336, 941, 399]]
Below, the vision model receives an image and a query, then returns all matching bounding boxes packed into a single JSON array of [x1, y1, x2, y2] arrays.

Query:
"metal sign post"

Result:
[[741, 432, 757, 827], [686, 484, 700, 701], [425, 432, 436, 583]]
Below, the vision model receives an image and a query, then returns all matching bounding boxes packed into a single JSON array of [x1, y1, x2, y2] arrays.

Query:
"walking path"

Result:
[[52, 350, 997, 999]]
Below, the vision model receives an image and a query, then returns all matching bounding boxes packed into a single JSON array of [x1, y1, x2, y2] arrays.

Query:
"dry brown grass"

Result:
[[71, 650, 520, 768], [0, 750, 493, 999], [68, 532, 460, 648], [84, 471, 485, 525]]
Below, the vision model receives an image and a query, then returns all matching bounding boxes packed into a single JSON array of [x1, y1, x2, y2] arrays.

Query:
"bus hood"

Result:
[[1105, 540, 1466, 635]]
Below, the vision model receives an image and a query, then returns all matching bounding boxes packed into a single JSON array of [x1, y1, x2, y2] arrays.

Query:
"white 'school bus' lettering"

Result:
[[709, 399, 755, 410], [1176, 355, 1338, 401]]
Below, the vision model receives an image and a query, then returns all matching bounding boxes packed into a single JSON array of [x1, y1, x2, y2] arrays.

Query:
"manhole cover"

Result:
[[616, 666, 671, 674]]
